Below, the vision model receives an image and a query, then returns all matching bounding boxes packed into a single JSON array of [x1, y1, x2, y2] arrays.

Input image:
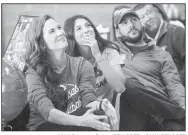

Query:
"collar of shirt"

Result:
[[128, 41, 155, 55]]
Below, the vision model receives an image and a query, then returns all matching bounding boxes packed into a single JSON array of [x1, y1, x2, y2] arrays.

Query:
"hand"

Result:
[[82, 36, 101, 57], [101, 99, 119, 127], [78, 107, 111, 130]]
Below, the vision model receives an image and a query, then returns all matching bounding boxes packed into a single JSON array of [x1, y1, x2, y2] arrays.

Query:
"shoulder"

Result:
[[169, 20, 185, 29], [25, 67, 43, 82], [166, 23, 185, 46], [153, 46, 171, 59], [167, 23, 185, 35], [26, 67, 38, 76], [102, 48, 119, 57], [103, 48, 117, 61], [103, 46, 125, 66], [25, 67, 44, 86]]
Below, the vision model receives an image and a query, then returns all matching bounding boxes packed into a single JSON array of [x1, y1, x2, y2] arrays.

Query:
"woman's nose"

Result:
[[83, 26, 89, 33], [57, 29, 65, 36]]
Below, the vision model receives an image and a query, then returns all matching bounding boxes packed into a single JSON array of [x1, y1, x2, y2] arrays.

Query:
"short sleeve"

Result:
[[102, 48, 125, 66]]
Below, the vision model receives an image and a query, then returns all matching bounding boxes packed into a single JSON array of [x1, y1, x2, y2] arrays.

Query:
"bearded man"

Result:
[[112, 6, 185, 131]]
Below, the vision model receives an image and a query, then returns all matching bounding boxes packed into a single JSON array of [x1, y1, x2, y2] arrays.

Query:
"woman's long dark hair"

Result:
[[25, 15, 61, 97], [64, 15, 119, 57]]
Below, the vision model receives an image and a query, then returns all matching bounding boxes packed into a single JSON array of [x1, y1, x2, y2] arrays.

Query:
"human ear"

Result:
[[115, 28, 121, 38]]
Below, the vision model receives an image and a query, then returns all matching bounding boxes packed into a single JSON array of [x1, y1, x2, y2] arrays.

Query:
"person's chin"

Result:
[[128, 34, 141, 43], [129, 34, 139, 40], [57, 44, 68, 50]]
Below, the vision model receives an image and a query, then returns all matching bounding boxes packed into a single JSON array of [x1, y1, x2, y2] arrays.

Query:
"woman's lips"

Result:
[[83, 33, 94, 38], [58, 36, 66, 42]]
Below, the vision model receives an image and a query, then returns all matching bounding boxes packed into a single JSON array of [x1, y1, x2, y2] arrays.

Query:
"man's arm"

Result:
[[172, 26, 185, 85], [161, 53, 185, 108]]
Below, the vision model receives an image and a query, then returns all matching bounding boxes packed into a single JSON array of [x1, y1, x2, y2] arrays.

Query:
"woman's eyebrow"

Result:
[[75, 25, 81, 28], [48, 28, 54, 33]]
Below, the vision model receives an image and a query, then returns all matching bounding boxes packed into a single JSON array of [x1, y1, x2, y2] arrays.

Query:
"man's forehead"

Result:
[[136, 4, 154, 13]]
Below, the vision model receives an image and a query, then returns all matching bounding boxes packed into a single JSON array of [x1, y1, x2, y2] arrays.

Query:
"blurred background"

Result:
[[2, 3, 186, 56]]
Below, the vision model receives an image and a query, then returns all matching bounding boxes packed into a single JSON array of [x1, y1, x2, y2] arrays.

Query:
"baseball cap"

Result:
[[114, 7, 139, 27]]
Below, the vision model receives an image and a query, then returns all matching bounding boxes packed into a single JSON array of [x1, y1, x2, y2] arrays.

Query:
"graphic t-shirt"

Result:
[[26, 54, 97, 130], [49, 83, 82, 114], [89, 48, 125, 102]]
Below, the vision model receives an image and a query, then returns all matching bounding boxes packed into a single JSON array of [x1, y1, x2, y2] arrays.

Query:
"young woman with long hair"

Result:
[[64, 15, 126, 104], [24, 15, 118, 131]]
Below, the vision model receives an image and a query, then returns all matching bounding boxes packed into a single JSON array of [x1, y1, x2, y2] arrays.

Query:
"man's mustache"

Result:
[[128, 28, 139, 34]]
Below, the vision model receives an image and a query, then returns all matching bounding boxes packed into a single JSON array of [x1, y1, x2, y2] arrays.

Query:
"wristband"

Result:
[[99, 99, 104, 111]]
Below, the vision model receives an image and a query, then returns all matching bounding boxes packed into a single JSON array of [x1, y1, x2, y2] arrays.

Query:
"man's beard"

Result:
[[121, 27, 144, 44]]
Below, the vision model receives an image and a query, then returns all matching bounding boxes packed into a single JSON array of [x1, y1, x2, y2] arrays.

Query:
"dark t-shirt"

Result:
[[26, 54, 97, 130]]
